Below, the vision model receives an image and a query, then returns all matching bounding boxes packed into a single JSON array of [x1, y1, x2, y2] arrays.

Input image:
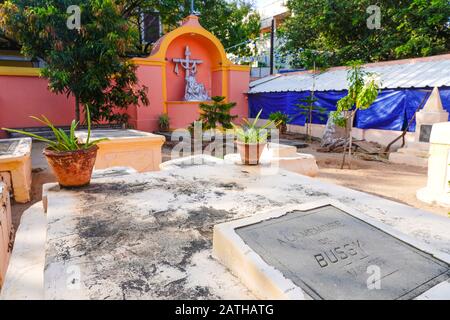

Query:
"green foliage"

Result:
[[294, 95, 327, 123], [269, 111, 290, 126], [280, 0, 450, 68], [158, 113, 170, 131], [233, 109, 276, 144], [128, 0, 260, 58], [335, 60, 380, 118], [0, 0, 149, 123], [196, 96, 238, 131], [2, 106, 106, 152]]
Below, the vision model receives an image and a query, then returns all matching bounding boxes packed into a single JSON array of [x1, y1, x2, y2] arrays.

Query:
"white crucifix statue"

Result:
[[173, 46, 210, 101]]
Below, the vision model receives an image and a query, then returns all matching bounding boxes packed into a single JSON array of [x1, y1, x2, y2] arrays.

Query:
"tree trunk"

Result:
[[348, 112, 354, 169], [75, 95, 80, 123]]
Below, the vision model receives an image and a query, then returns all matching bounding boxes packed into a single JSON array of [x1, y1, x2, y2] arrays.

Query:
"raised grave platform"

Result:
[[76, 129, 165, 173], [0, 182, 13, 289], [224, 143, 319, 177], [2, 156, 450, 299], [0, 138, 32, 203]]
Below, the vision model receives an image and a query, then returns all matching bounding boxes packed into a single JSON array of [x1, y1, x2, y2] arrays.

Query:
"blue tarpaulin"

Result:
[[248, 87, 450, 132]]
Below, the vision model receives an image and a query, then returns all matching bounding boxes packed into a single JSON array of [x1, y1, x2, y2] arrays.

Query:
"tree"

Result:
[[125, 0, 261, 58], [280, 0, 450, 68], [0, 0, 149, 124], [195, 96, 237, 131], [333, 61, 380, 168]]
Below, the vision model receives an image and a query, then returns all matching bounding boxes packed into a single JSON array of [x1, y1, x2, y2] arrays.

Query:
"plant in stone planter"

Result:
[[232, 110, 278, 165], [269, 111, 290, 134], [2, 106, 106, 187], [158, 114, 170, 132]]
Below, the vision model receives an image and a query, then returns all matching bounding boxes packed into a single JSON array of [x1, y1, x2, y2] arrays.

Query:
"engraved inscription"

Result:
[[236, 205, 450, 300]]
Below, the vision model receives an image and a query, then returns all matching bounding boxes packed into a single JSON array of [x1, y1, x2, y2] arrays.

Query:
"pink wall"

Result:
[[0, 75, 74, 138], [228, 70, 250, 120], [128, 65, 165, 132]]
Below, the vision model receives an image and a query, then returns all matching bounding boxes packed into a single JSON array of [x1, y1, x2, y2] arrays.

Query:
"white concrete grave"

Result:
[[2, 155, 450, 300], [390, 87, 449, 167], [224, 143, 319, 177], [417, 122, 450, 207]]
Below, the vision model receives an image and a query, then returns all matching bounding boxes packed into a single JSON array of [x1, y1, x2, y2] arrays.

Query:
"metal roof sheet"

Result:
[[248, 55, 450, 94]]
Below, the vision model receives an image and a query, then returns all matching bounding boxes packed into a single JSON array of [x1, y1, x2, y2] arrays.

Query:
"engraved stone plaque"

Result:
[[236, 205, 450, 300], [419, 124, 433, 143]]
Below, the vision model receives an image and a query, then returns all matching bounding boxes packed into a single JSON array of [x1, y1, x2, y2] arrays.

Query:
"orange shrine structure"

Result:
[[0, 15, 250, 137]]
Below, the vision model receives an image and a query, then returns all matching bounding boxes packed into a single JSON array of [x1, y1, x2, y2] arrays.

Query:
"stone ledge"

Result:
[[0, 202, 46, 300]]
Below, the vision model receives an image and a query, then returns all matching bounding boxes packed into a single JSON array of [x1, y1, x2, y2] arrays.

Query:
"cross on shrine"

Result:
[[172, 46, 203, 79]]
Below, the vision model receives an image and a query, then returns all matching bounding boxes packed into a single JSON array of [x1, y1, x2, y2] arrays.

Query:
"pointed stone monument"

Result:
[[416, 122, 450, 207], [389, 87, 449, 167]]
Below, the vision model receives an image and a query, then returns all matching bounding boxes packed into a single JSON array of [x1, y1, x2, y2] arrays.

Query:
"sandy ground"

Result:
[[10, 140, 448, 230]]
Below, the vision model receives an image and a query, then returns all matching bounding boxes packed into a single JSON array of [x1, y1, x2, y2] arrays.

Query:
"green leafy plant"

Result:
[[269, 111, 290, 134], [1, 106, 106, 152], [294, 94, 327, 142], [196, 96, 238, 131], [233, 109, 277, 144], [158, 113, 170, 132], [333, 60, 380, 168]]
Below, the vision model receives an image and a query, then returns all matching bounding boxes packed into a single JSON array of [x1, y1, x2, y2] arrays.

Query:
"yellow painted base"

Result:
[[76, 130, 165, 173], [0, 139, 32, 203]]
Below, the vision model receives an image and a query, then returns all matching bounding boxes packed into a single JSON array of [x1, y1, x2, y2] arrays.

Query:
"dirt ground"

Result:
[[10, 139, 448, 229]]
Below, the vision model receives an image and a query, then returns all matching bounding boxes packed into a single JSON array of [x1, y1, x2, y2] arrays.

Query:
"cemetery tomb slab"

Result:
[[75, 129, 165, 173], [214, 200, 450, 300], [40, 158, 450, 299], [0, 138, 32, 203]]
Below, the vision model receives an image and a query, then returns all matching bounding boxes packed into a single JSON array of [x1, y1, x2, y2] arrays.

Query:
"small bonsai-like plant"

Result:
[[269, 111, 290, 134], [2, 106, 105, 151], [158, 114, 170, 132], [197, 96, 238, 131], [294, 94, 327, 142]]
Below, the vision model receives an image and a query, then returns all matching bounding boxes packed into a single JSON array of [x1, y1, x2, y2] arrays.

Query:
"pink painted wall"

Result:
[[167, 102, 201, 128], [0, 75, 75, 138], [228, 70, 250, 121], [128, 65, 165, 132]]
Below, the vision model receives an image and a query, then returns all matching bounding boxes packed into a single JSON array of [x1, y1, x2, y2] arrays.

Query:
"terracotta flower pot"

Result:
[[236, 141, 266, 165], [43, 145, 98, 188]]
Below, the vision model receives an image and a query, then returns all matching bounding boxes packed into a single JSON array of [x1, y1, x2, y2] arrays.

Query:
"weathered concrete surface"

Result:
[[43, 156, 450, 299], [0, 138, 32, 203], [0, 202, 45, 299], [76, 129, 165, 173]]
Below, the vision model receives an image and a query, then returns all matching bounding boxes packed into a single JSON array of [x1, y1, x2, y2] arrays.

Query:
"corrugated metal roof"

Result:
[[248, 55, 450, 94]]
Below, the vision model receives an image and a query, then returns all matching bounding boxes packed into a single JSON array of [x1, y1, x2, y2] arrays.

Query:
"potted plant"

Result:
[[233, 110, 277, 165], [2, 106, 105, 188], [158, 114, 170, 132], [269, 111, 290, 134]]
